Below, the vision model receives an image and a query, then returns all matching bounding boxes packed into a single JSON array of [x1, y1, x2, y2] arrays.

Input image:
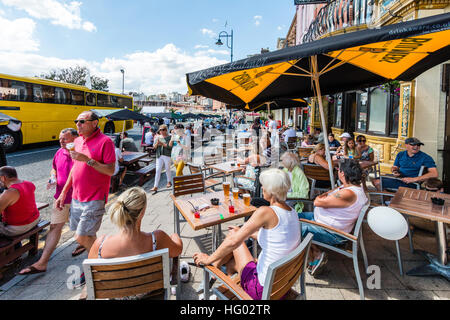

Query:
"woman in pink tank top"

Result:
[[298, 159, 368, 275]]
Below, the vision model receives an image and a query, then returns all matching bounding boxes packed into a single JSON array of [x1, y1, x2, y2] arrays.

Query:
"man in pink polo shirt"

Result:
[[55, 111, 115, 256], [19, 128, 78, 275]]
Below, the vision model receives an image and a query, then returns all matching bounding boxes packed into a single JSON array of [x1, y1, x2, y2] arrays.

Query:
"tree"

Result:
[[39, 65, 109, 92]]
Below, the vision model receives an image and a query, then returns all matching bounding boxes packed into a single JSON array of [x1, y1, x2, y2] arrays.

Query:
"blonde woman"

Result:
[[280, 152, 309, 213], [151, 124, 173, 193], [194, 169, 300, 300], [88, 187, 182, 290]]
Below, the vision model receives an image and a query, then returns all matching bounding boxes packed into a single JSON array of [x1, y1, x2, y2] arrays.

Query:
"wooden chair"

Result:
[[187, 163, 223, 190], [83, 248, 171, 300], [202, 233, 314, 300], [287, 137, 297, 152], [299, 198, 371, 300], [298, 147, 313, 160], [302, 163, 333, 199]]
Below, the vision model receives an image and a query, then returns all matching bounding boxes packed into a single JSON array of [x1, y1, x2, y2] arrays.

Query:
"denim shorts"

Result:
[[70, 199, 105, 237], [298, 212, 347, 245]]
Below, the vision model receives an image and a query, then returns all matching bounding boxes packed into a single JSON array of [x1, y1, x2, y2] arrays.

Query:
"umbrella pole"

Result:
[[311, 56, 336, 188], [120, 120, 125, 150]]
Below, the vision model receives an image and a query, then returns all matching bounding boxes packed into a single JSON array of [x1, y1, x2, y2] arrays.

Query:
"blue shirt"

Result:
[[328, 139, 341, 148], [394, 151, 436, 178]]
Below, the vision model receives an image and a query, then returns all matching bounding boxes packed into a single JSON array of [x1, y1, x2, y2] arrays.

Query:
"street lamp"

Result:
[[120, 69, 125, 94], [215, 29, 233, 62]]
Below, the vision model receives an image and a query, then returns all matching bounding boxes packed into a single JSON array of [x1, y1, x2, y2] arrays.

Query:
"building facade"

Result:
[[296, 0, 450, 187]]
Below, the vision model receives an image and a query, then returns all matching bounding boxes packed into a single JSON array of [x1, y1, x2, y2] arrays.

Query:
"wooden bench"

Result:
[[0, 220, 50, 273], [135, 162, 157, 186]]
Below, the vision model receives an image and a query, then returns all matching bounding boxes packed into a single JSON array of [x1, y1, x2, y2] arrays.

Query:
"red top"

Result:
[[72, 128, 116, 203], [2, 181, 40, 226]]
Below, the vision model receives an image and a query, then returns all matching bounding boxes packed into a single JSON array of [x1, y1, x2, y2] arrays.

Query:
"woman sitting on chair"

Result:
[[193, 169, 301, 300], [87, 187, 183, 299], [298, 159, 368, 276], [234, 154, 265, 191]]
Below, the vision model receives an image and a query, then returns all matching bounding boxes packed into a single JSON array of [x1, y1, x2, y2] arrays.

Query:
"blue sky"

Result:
[[0, 0, 296, 95]]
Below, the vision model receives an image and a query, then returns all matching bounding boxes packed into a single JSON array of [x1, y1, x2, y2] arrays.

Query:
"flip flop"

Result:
[[18, 266, 46, 275], [72, 245, 86, 257]]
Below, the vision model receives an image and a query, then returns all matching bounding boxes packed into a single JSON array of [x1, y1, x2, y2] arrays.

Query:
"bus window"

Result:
[[118, 97, 132, 108], [33, 85, 43, 103], [97, 93, 112, 107], [86, 92, 96, 106], [42, 86, 55, 103], [71, 90, 84, 105], [11, 81, 30, 101], [55, 87, 70, 104], [110, 95, 119, 107]]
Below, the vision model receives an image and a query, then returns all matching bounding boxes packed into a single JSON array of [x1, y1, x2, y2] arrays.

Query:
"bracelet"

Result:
[[87, 159, 96, 167]]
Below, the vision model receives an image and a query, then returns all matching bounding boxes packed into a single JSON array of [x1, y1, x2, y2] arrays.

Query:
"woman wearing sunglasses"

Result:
[[355, 135, 374, 162], [150, 125, 173, 194]]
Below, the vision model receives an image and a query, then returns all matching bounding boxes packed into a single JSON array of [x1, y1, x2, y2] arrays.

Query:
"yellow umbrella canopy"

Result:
[[187, 13, 450, 186], [187, 13, 450, 110]]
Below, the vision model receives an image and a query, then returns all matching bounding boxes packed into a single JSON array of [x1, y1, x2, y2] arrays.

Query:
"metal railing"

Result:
[[302, 0, 375, 43]]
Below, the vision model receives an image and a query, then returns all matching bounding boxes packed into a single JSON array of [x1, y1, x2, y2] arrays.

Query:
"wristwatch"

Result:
[[87, 159, 96, 167]]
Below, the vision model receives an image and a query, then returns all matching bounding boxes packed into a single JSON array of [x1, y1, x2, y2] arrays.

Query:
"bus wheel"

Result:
[[0, 128, 21, 153], [104, 122, 115, 135]]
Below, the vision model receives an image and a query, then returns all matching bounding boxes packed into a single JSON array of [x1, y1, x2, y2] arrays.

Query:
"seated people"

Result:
[[121, 132, 139, 152], [301, 134, 314, 147], [280, 152, 309, 213], [327, 133, 341, 150], [356, 135, 374, 162], [144, 128, 156, 147], [260, 131, 272, 165], [308, 143, 334, 188], [0, 166, 40, 237], [372, 137, 438, 191], [335, 138, 360, 160], [313, 128, 324, 144], [336, 132, 352, 154], [113, 144, 126, 187], [87, 187, 183, 299], [282, 123, 297, 141], [234, 154, 266, 190], [298, 159, 368, 275], [193, 169, 301, 300]]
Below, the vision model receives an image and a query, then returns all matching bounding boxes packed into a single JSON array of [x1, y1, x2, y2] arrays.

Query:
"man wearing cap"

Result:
[[372, 137, 438, 191], [282, 123, 297, 140]]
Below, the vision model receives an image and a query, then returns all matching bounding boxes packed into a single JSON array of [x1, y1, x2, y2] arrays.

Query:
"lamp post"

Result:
[[215, 29, 233, 62], [120, 69, 125, 94], [215, 30, 234, 127]]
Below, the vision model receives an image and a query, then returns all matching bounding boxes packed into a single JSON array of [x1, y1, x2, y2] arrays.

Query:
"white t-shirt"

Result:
[[144, 131, 154, 145], [114, 148, 122, 176], [283, 128, 297, 139]]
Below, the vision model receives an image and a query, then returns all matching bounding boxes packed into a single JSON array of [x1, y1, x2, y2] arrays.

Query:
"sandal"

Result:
[[18, 265, 46, 275], [72, 244, 86, 257], [309, 252, 328, 276]]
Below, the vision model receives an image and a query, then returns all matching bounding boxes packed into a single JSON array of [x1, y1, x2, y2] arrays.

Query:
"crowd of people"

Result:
[[0, 110, 445, 300]]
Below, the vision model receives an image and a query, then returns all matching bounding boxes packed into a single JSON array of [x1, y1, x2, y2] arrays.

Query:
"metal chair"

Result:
[[379, 166, 425, 192], [299, 197, 371, 300], [367, 206, 409, 276], [287, 137, 298, 152], [83, 248, 171, 300], [202, 233, 314, 300]]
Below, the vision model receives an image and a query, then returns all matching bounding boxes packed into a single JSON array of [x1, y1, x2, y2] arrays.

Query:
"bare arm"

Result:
[[154, 230, 183, 258], [0, 189, 20, 213], [314, 188, 356, 209], [70, 151, 115, 177], [55, 169, 73, 210], [402, 167, 439, 184]]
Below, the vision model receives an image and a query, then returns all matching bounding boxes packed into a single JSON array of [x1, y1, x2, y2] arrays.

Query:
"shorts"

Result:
[[69, 199, 105, 237], [0, 218, 40, 237], [51, 203, 70, 225], [240, 261, 264, 300], [380, 177, 418, 191], [298, 212, 347, 246]]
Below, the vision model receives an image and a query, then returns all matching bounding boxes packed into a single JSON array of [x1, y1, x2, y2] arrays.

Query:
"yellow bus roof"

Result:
[[0, 73, 132, 99]]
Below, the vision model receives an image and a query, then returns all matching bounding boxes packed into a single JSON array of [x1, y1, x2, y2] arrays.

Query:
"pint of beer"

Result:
[[243, 194, 251, 206], [223, 182, 230, 196], [232, 188, 239, 200], [66, 142, 75, 151]]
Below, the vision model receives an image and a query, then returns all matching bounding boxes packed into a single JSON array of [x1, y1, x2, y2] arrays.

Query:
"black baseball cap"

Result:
[[405, 137, 424, 146]]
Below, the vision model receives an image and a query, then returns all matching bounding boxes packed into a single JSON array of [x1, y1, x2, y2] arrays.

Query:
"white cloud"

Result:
[[0, 44, 228, 95], [212, 18, 219, 23], [0, 0, 97, 32], [0, 15, 39, 52], [194, 49, 229, 56], [254, 15, 262, 26], [200, 28, 216, 38], [194, 44, 209, 49]]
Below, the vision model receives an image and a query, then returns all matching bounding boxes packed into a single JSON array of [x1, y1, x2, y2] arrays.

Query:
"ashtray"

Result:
[[431, 197, 445, 205], [210, 198, 220, 206], [230, 163, 236, 167]]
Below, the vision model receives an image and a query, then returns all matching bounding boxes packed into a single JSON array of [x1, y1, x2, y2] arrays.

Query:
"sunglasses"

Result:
[[357, 139, 366, 142], [74, 119, 96, 124], [160, 128, 167, 131]]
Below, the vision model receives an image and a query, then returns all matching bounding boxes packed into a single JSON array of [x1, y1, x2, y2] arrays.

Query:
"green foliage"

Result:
[[39, 65, 109, 92]]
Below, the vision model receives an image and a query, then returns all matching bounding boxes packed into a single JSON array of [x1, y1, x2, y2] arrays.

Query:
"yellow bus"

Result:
[[0, 73, 134, 152]]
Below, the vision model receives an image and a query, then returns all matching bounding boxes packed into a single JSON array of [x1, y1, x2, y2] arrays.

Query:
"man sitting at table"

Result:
[[121, 132, 139, 152], [0, 166, 40, 237], [372, 137, 438, 191]]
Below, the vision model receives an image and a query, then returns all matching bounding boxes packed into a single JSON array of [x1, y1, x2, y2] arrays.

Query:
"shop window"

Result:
[[368, 87, 388, 135], [334, 94, 343, 128]]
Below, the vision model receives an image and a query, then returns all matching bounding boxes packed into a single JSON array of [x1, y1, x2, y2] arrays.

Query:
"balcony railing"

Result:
[[302, 0, 375, 43]]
